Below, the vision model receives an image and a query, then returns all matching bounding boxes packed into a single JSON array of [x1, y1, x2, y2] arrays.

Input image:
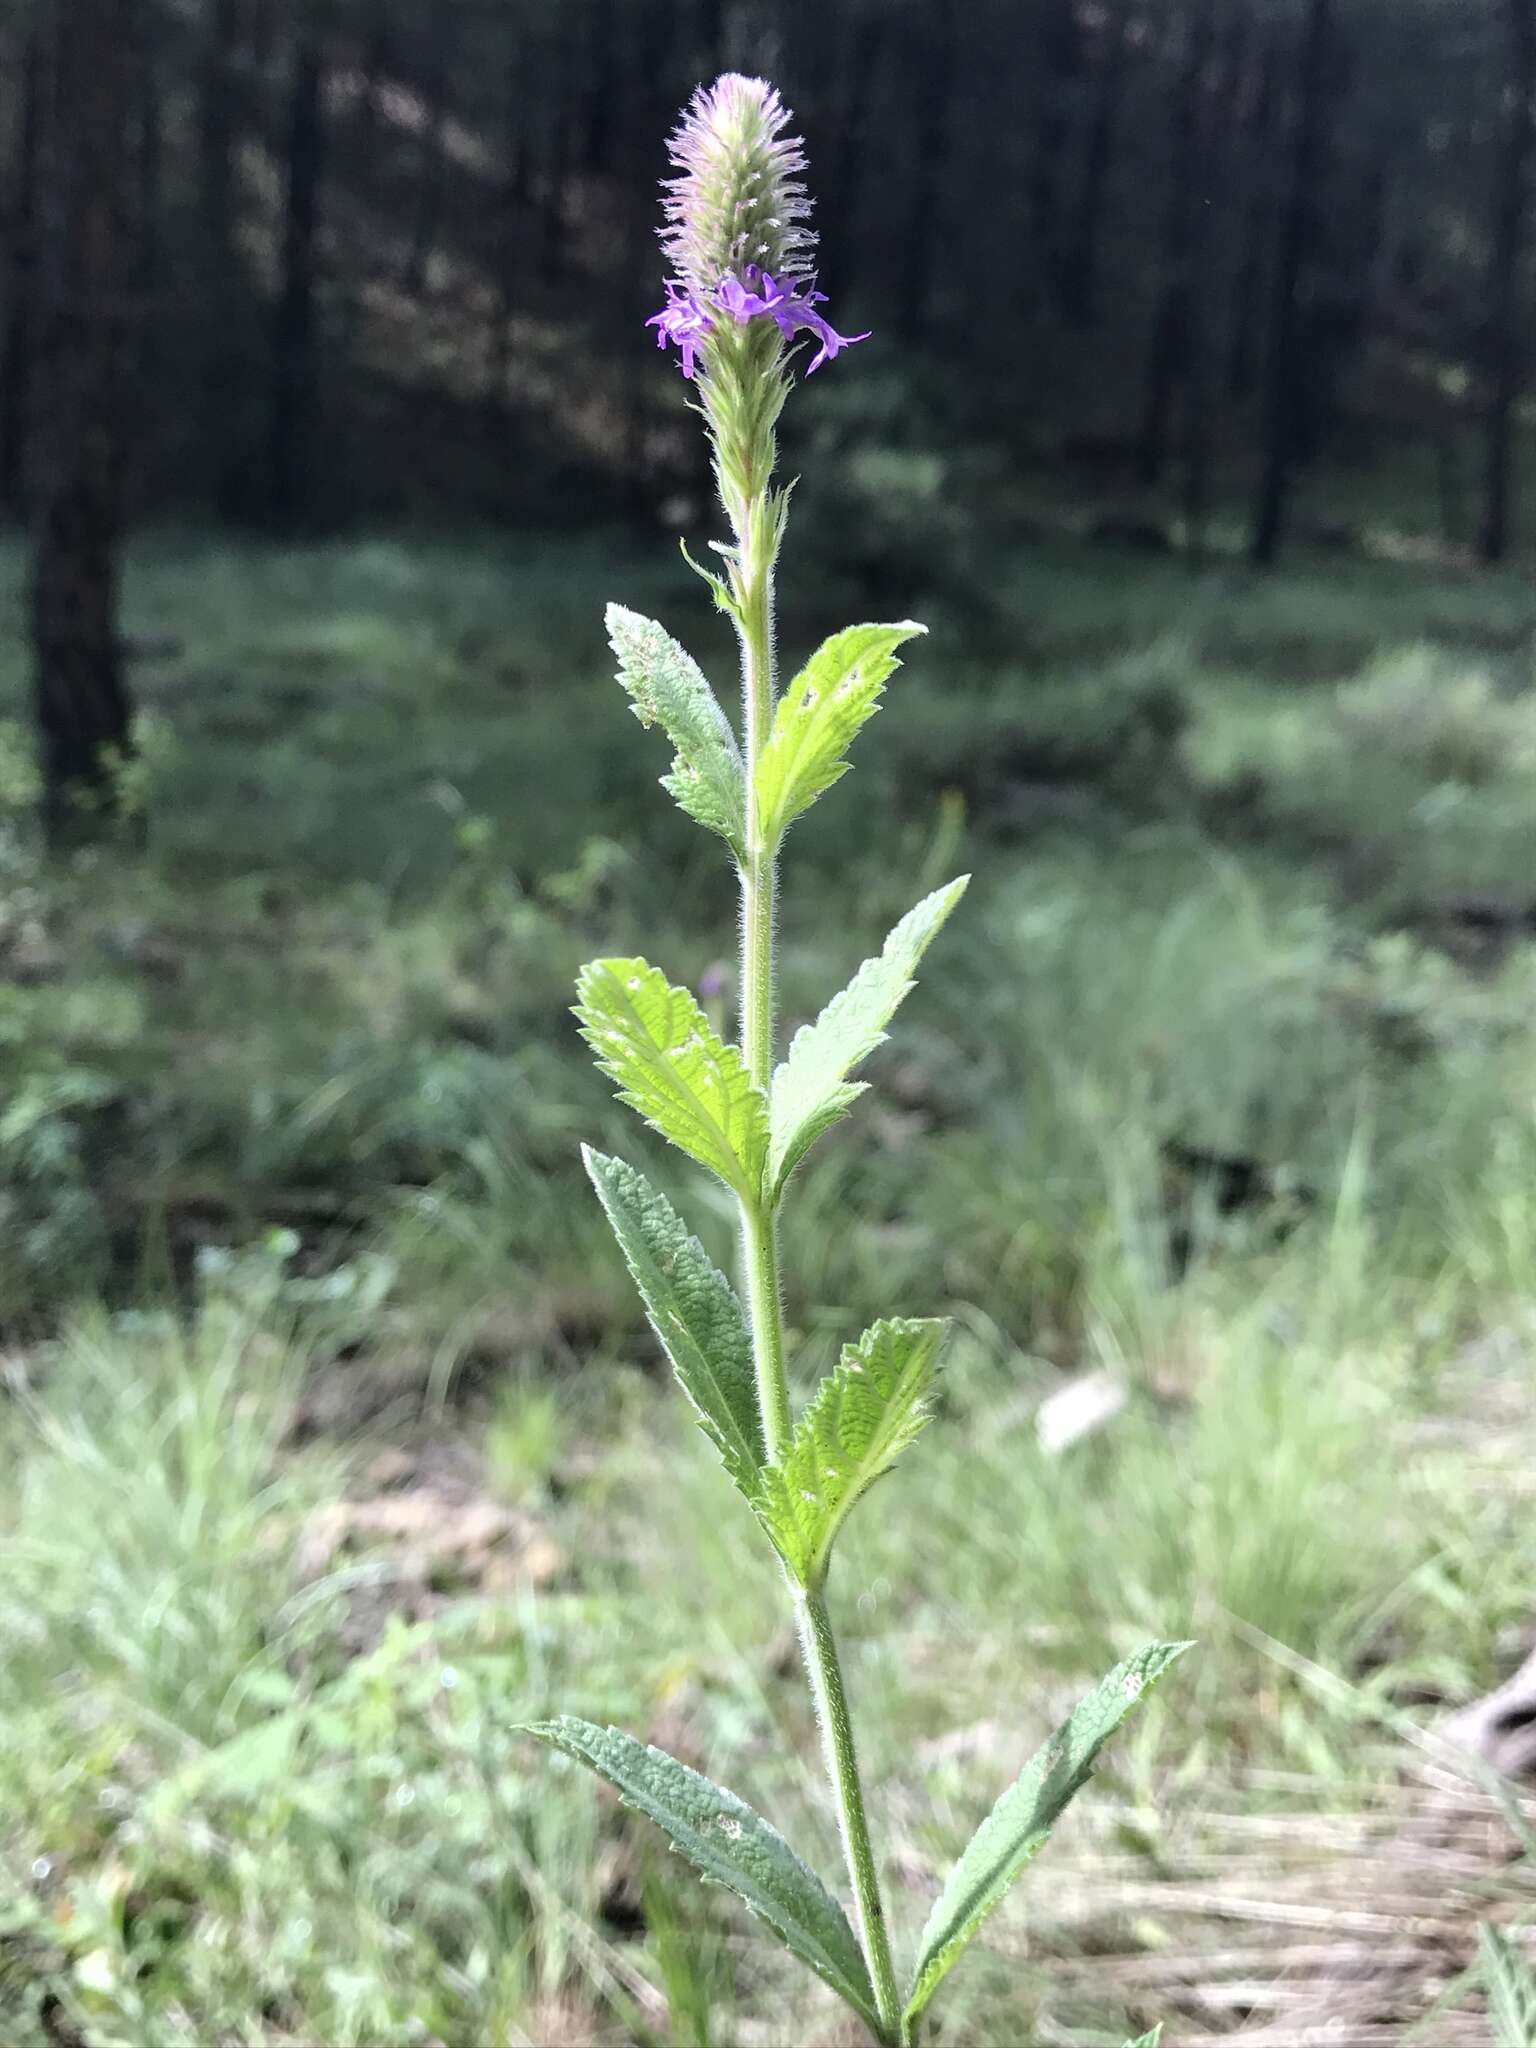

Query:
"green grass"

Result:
[[2, 528, 1535, 2043]]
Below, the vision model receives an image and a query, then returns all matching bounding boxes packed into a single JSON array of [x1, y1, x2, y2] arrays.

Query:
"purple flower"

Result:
[[647, 265, 869, 380], [645, 279, 715, 381], [716, 265, 870, 374]]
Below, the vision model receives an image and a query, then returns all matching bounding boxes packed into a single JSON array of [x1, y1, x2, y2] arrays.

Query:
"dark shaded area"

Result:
[[0, 0, 1528, 538]]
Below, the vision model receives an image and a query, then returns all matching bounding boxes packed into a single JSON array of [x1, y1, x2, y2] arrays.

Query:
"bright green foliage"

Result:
[[755, 1318, 945, 1587], [754, 622, 926, 846], [1122, 2030, 1163, 2047], [575, 958, 767, 1198], [769, 876, 970, 1194], [582, 1146, 762, 1496], [1481, 1925, 1536, 2048], [521, 1718, 881, 2032], [605, 604, 746, 858], [903, 1643, 1192, 2029]]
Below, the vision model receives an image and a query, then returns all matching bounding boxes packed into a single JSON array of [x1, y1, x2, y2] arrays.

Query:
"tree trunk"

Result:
[[198, 0, 245, 518], [1063, 0, 1131, 328], [822, 8, 889, 304], [539, 21, 574, 287], [0, 23, 44, 512], [28, 0, 137, 846], [1029, 0, 1085, 308], [1137, 0, 1217, 486], [404, 13, 451, 296], [1478, 0, 1536, 565], [899, 0, 955, 344], [1249, 0, 1333, 567], [267, 31, 324, 527], [1228, 20, 1279, 399], [1182, 4, 1244, 554]]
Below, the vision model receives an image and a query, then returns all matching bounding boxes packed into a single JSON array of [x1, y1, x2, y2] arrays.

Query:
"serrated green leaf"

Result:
[[756, 1317, 945, 1586], [1482, 1924, 1536, 2048], [606, 605, 745, 856], [523, 1717, 879, 2032], [769, 877, 969, 1195], [583, 1146, 762, 1495], [576, 959, 767, 1198], [755, 622, 926, 845], [905, 1642, 1191, 2029]]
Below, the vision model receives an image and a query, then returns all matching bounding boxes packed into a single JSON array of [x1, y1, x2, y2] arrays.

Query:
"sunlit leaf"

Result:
[[606, 604, 745, 856], [756, 1317, 945, 1586], [584, 1146, 762, 1496], [755, 622, 926, 845], [523, 1718, 879, 2031], [905, 1643, 1191, 2028], [576, 958, 767, 1198], [769, 877, 969, 1195]]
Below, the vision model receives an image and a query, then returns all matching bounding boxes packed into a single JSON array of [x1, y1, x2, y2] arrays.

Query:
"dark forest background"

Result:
[[3, 0, 1532, 551]]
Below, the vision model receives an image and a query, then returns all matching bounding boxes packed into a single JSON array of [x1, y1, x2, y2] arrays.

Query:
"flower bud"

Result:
[[660, 74, 813, 293]]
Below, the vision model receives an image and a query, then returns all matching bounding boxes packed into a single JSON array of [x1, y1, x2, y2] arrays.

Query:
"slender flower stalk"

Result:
[[529, 73, 1186, 2048]]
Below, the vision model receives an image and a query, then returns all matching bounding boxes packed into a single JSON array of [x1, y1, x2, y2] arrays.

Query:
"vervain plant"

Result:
[[525, 75, 1188, 2047]]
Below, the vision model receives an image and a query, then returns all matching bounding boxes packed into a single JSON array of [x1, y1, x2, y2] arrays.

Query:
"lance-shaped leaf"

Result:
[[1121, 2031, 1163, 2048], [904, 1642, 1192, 2030], [770, 877, 969, 1195], [523, 1718, 879, 2033], [606, 605, 746, 857], [756, 1318, 945, 1586], [583, 1146, 762, 1497], [755, 622, 926, 846], [576, 959, 767, 1199]]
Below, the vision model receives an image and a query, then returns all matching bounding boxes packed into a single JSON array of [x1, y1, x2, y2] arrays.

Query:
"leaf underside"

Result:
[[756, 1317, 946, 1585], [523, 1717, 879, 2032], [583, 1146, 762, 1496], [905, 1641, 1192, 2028], [769, 876, 970, 1194], [606, 604, 746, 857], [576, 957, 767, 1198], [755, 621, 926, 846]]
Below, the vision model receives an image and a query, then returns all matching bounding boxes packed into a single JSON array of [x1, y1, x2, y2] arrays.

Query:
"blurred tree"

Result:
[[28, 0, 139, 845], [1137, 0, 1217, 485], [267, 25, 325, 526], [1251, 0, 1335, 566], [196, 0, 246, 518], [1227, 17, 1280, 399], [1478, 0, 1535, 564], [1063, 0, 1132, 329], [0, 21, 42, 512]]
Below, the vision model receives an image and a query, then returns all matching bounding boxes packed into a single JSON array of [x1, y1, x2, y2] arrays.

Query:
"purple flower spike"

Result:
[[717, 265, 870, 374], [646, 279, 715, 381], [647, 79, 868, 381]]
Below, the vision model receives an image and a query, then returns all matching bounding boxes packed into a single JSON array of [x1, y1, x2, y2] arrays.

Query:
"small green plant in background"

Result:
[[524, 76, 1187, 2046]]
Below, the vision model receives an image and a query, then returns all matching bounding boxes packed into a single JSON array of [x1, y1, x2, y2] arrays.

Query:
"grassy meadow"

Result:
[[2, 524, 1535, 2044]]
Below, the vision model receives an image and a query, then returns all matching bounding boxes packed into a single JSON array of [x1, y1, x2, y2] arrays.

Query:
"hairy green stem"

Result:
[[796, 1589, 904, 2042], [741, 1197, 792, 1459], [733, 483, 902, 2046]]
